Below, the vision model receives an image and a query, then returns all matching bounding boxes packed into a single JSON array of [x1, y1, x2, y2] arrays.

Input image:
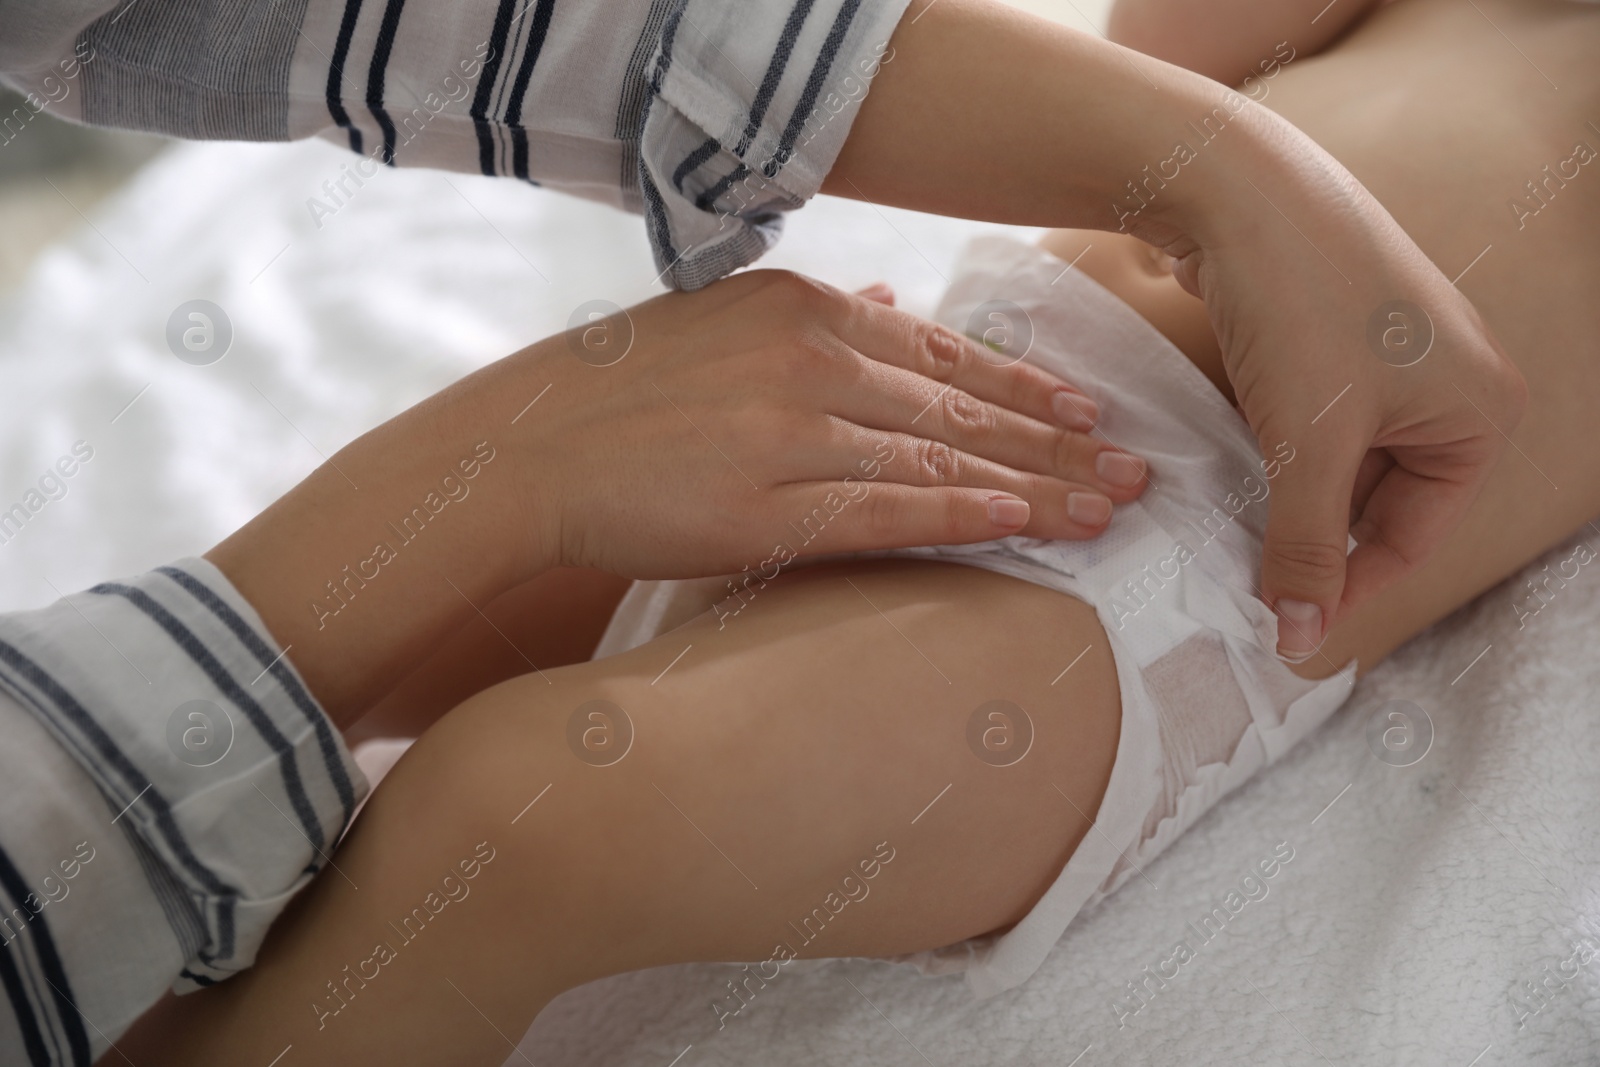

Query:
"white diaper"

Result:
[[593, 236, 1357, 998]]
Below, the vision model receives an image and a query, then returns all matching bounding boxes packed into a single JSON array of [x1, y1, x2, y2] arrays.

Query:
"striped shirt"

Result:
[[0, 0, 914, 289], [0, 558, 368, 1065]]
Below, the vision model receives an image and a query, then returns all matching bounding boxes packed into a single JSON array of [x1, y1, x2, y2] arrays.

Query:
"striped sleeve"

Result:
[[0, 0, 915, 289], [0, 556, 368, 990]]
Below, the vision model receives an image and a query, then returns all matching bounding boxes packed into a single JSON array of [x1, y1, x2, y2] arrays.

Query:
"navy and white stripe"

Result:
[[364, 0, 411, 164], [613, 0, 680, 201], [153, 566, 359, 830], [0, 558, 368, 1061], [0, 843, 91, 1067], [503, 0, 557, 179], [636, 2, 688, 272], [326, 0, 368, 153], [84, 581, 330, 852], [677, 0, 865, 208], [469, 0, 526, 176], [0, 0, 915, 289], [638, 0, 902, 287], [72, 0, 307, 140], [0, 640, 243, 964]]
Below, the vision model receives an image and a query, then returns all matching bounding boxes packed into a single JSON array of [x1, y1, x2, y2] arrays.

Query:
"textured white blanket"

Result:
[[2, 139, 1595, 1066]]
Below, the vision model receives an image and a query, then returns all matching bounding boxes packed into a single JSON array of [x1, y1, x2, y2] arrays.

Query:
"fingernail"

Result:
[[1052, 390, 1099, 431], [987, 495, 1030, 530], [1275, 598, 1323, 660], [1095, 451, 1147, 489], [1067, 491, 1112, 526]]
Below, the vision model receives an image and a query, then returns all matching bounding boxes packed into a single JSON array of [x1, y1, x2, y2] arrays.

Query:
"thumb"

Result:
[[1259, 436, 1359, 662]]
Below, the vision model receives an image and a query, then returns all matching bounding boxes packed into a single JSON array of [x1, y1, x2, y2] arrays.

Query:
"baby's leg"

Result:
[[114, 560, 1117, 1066]]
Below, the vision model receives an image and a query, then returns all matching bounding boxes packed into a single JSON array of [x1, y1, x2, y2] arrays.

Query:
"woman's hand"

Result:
[[209, 269, 1141, 725], [1153, 118, 1526, 658], [1095, 0, 1525, 658], [509, 270, 1146, 580], [825, 0, 1524, 660]]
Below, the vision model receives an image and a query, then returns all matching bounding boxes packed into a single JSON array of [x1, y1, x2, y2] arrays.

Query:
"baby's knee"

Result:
[[348, 688, 549, 868]]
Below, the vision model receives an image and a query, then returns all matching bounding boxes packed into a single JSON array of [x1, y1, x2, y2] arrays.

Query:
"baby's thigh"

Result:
[[456, 558, 1121, 967], [117, 561, 1121, 1066]]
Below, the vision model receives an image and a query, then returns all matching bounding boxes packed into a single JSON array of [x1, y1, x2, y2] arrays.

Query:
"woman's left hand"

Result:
[[208, 269, 1138, 725], [503, 270, 1145, 581]]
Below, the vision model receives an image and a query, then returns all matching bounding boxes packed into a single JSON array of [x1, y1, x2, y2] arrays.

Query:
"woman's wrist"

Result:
[[1129, 95, 1364, 253], [206, 342, 564, 728], [826, 0, 1301, 246]]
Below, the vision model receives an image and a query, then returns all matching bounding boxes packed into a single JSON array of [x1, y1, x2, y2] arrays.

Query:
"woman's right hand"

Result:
[[500, 269, 1149, 580], [824, 0, 1524, 661], [1147, 111, 1527, 659]]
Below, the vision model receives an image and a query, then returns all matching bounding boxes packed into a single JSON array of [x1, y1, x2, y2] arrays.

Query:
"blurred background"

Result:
[[0, 87, 163, 291]]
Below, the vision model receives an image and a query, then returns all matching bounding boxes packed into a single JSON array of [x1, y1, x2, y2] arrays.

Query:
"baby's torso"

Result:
[[1263, 0, 1600, 342], [1268, 0, 1600, 227]]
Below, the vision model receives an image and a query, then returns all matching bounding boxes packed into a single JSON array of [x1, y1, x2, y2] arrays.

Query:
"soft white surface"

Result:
[[3, 138, 1597, 1067]]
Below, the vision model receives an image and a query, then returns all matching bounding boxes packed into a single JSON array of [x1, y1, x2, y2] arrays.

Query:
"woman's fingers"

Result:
[[814, 338, 1146, 502], [771, 481, 1035, 553], [1172, 114, 1527, 659], [1349, 449, 1395, 524], [1248, 408, 1364, 661], [1342, 438, 1497, 616], [532, 269, 1143, 579], [791, 421, 1115, 541], [830, 284, 1105, 435]]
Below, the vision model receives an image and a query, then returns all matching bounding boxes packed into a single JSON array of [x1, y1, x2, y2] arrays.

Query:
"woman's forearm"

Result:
[[827, 0, 1327, 250], [202, 265, 1162, 731], [830, 0, 1527, 652], [205, 348, 554, 731]]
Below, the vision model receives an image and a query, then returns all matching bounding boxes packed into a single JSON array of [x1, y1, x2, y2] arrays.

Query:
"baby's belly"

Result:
[[1262, 0, 1600, 301]]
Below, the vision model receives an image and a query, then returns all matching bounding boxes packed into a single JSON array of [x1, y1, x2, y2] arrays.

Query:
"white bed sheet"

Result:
[[2, 138, 1597, 1067]]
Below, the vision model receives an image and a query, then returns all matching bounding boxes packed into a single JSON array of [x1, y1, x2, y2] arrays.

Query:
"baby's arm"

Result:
[[1106, 0, 1382, 85]]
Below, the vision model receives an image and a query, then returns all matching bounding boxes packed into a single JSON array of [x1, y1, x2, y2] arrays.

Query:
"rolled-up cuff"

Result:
[[0, 557, 368, 988], [638, 0, 914, 289]]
